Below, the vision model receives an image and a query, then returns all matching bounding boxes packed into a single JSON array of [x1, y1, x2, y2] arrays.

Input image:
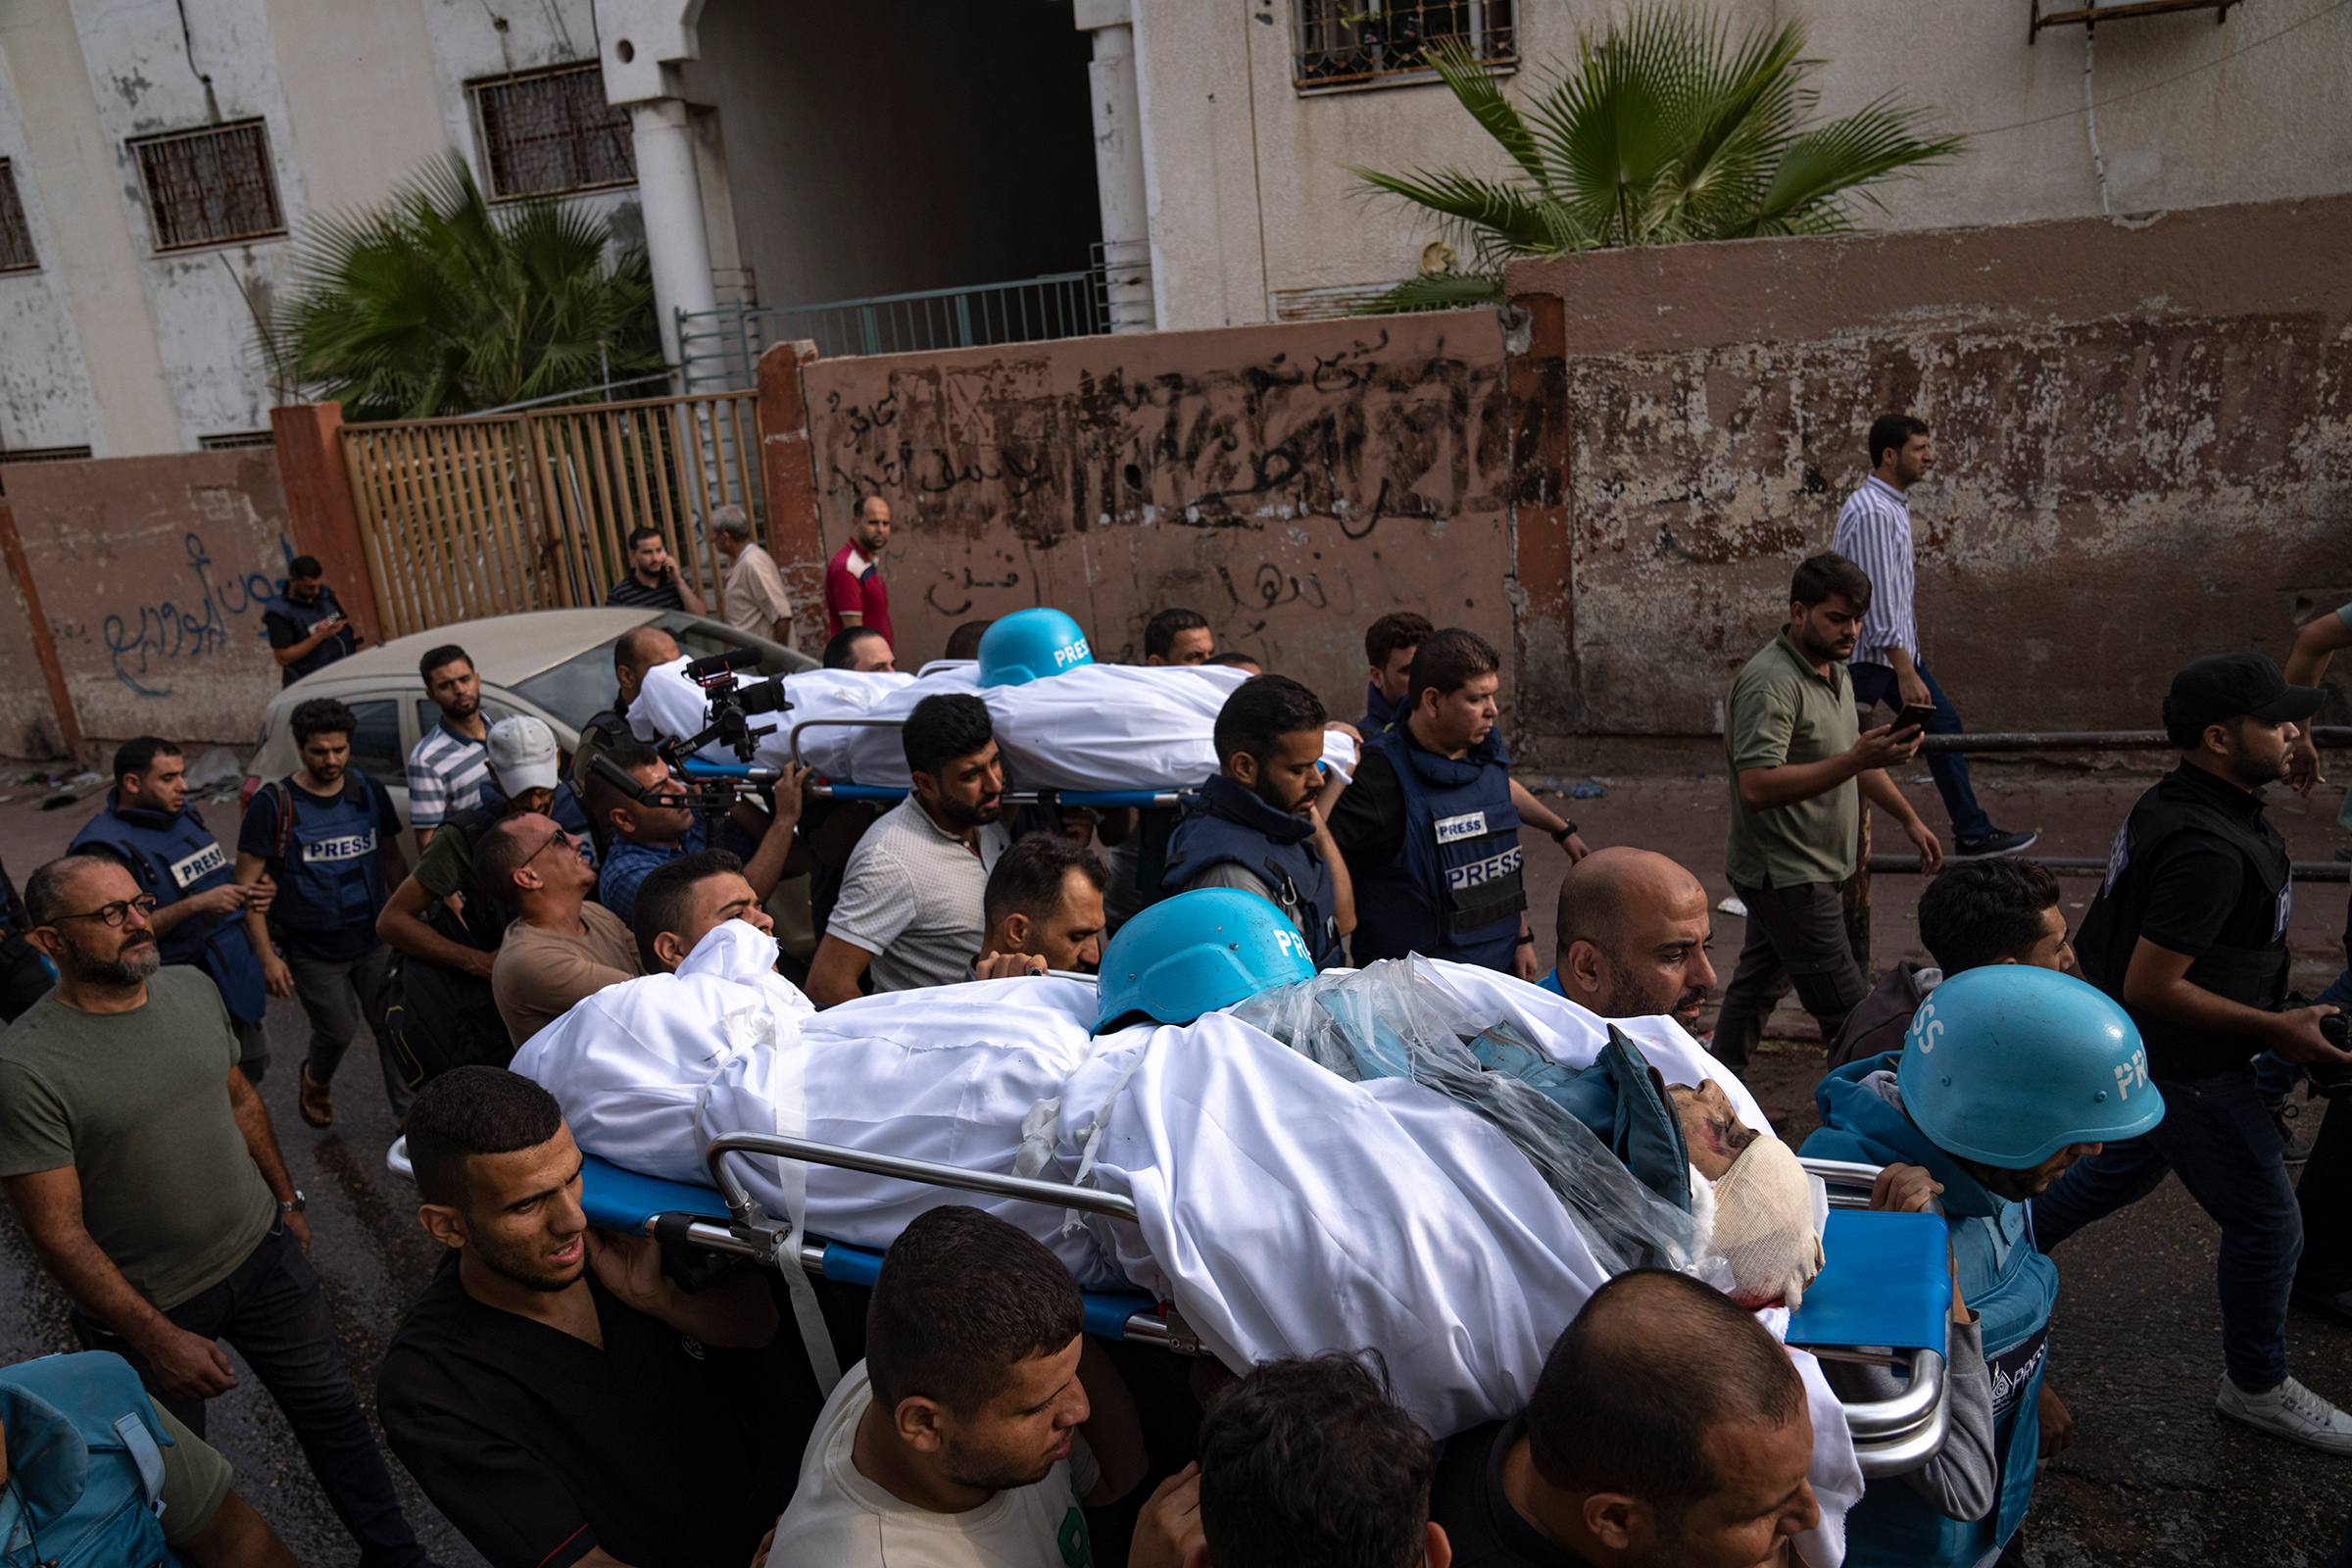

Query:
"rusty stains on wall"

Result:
[[801, 313, 1514, 715], [0, 450, 296, 747], [1507, 196, 2352, 745]]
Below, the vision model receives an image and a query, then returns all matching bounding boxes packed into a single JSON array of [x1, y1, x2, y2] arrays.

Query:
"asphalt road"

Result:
[[0, 763, 2346, 1565]]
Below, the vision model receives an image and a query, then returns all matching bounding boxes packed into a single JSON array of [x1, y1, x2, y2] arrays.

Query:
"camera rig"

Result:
[[586, 647, 791, 819]]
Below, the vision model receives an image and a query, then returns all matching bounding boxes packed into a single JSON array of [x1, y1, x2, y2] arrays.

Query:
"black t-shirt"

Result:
[[236, 776, 404, 962], [1327, 742, 1408, 871], [606, 573, 686, 611], [377, 1256, 795, 1568], [1428, 1418, 1595, 1568]]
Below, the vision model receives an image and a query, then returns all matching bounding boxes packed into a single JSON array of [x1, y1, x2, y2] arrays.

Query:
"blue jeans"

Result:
[[2032, 1064, 2302, 1393], [73, 1221, 425, 1567], [1848, 660, 1993, 841]]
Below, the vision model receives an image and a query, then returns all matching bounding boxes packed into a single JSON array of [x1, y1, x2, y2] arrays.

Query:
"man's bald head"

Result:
[[613, 625, 681, 702], [1553, 848, 1716, 1029]]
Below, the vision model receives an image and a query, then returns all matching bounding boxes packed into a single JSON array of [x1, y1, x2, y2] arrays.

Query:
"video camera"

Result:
[[673, 647, 791, 765], [2278, 992, 2352, 1099]]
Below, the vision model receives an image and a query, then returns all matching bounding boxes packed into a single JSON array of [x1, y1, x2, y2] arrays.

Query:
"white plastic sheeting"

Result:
[[510, 924, 1861, 1562], [626, 658, 1356, 792]]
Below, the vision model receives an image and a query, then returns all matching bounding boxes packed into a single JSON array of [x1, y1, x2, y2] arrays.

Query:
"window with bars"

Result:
[[469, 63, 636, 199], [0, 160, 35, 272], [200, 431, 276, 451], [1292, 0, 1516, 91], [130, 121, 285, 252]]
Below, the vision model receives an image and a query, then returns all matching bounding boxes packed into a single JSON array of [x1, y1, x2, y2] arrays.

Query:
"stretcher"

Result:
[[385, 1137, 1951, 1474]]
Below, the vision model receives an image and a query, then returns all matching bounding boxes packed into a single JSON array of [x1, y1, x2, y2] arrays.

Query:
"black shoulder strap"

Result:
[[270, 781, 296, 865]]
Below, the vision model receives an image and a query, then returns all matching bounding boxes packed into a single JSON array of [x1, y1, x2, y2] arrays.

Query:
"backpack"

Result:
[[0, 1353, 179, 1568]]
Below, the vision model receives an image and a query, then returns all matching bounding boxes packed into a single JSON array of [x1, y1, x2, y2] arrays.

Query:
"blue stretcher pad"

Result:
[[579, 1155, 1164, 1344], [1786, 1209, 1951, 1354]]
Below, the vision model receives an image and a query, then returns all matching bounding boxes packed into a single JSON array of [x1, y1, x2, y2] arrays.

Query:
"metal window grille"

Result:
[[470, 63, 637, 199], [1292, 0, 1515, 90], [0, 160, 34, 272], [199, 430, 277, 451], [0, 445, 92, 463], [130, 121, 285, 252]]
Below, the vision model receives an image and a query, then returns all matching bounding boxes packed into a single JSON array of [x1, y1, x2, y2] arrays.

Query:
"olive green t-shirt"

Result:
[[1724, 630, 1862, 889], [0, 969, 277, 1310], [155, 1399, 234, 1544]]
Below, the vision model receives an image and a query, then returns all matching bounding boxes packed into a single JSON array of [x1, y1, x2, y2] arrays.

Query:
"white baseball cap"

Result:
[[486, 715, 561, 794]]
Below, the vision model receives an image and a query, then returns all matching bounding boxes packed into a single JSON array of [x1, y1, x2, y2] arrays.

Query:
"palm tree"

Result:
[[1353, 6, 1964, 311], [272, 155, 663, 419]]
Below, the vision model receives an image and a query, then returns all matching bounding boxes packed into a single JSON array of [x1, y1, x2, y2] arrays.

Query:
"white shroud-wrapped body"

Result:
[[626, 658, 1354, 790], [510, 923, 1863, 1563]]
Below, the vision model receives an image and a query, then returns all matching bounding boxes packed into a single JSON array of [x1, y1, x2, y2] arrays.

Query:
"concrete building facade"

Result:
[[5, 0, 2347, 458]]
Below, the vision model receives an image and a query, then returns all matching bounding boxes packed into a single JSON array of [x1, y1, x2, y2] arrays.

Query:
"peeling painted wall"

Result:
[[1505, 195, 2352, 748], [800, 312, 1514, 717], [0, 450, 295, 747]]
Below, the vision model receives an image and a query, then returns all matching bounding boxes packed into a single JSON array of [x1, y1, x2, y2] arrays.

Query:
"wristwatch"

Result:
[[280, 1191, 307, 1215], [1551, 820, 1579, 843]]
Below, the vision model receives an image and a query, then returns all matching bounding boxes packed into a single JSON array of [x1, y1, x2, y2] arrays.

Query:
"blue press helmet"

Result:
[[1896, 964, 2165, 1167], [1095, 888, 1316, 1033], [977, 608, 1094, 689]]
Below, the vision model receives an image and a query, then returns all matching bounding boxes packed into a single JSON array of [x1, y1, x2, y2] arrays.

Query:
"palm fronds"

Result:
[[1354, 6, 1962, 312]]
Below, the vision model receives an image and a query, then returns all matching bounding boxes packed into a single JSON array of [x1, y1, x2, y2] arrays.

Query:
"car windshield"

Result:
[[507, 618, 795, 730]]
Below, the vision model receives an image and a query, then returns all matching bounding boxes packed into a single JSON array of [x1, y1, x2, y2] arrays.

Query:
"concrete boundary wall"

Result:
[[1504, 195, 2352, 751]]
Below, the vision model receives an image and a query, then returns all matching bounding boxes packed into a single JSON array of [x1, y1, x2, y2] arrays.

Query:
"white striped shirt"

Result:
[[404, 718, 491, 829], [1832, 475, 1918, 664]]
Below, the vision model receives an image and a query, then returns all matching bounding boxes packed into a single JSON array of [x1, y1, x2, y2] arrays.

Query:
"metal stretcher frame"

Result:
[[386, 1134, 1948, 1475]]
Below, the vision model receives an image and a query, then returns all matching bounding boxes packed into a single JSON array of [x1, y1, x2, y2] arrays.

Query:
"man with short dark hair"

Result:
[[1132, 1352, 1446, 1568], [71, 737, 270, 1079], [584, 743, 705, 926], [823, 625, 897, 671], [944, 619, 994, 662], [1426, 1269, 1818, 1568], [1332, 629, 1539, 977], [1360, 610, 1435, 734], [1827, 860, 2075, 1070], [1544, 848, 1717, 1031], [233, 698, 410, 1129], [381, 1066, 788, 1568], [713, 504, 792, 644], [0, 855, 428, 1568], [2034, 653, 2352, 1451], [825, 496, 894, 645], [975, 833, 1107, 979], [807, 694, 1011, 1004], [480, 813, 643, 1047], [1834, 415, 2035, 861], [1711, 553, 1942, 1068], [631, 850, 775, 973], [571, 624, 681, 799], [260, 555, 362, 687], [406, 644, 491, 845], [771, 1203, 1144, 1563], [1145, 607, 1213, 666], [1162, 674, 1353, 967], [605, 525, 706, 613]]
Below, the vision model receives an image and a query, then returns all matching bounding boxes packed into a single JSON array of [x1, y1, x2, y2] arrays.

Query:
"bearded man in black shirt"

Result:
[[380, 1068, 814, 1568], [2035, 654, 2352, 1454]]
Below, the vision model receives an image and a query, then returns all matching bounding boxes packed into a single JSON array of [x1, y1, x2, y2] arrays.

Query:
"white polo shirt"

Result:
[[826, 797, 1009, 993]]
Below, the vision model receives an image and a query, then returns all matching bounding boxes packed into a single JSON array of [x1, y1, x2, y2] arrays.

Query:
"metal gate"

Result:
[[338, 391, 762, 639]]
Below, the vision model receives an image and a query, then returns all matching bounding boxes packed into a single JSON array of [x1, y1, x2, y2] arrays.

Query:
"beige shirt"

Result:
[[724, 540, 793, 639], [773, 1361, 1098, 1568], [827, 797, 1009, 993], [492, 902, 644, 1046]]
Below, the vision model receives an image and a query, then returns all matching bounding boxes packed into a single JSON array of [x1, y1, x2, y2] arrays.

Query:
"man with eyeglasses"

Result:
[[0, 855, 429, 1568], [475, 813, 644, 1048]]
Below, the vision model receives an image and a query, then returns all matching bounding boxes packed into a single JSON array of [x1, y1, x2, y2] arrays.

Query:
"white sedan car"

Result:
[[246, 608, 815, 849]]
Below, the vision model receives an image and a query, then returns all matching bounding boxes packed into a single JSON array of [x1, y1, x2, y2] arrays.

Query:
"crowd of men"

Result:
[[0, 409, 2347, 1568]]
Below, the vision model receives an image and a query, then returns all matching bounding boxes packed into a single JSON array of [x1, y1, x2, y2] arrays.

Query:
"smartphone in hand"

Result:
[[1893, 702, 1936, 736]]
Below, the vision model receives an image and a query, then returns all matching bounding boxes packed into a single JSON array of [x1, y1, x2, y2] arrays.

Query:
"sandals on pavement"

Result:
[[297, 1064, 334, 1129]]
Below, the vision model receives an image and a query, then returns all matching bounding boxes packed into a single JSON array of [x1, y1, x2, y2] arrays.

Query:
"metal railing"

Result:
[[676, 250, 1112, 391]]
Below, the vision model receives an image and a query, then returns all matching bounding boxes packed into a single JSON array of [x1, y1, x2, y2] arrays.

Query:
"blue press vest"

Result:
[[1802, 1055, 2057, 1566], [1349, 726, 1524, 970], [264, 777, 389, 932], [72, 794, 266, 1024], [0, 1351, 179, 1568], [1161, 775, 1342, 967], [261, 587, 355, 684]]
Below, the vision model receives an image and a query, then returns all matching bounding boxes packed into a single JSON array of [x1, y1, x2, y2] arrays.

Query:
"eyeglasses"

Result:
[[51, 895, 160, 928], [525, 828, 578, 866]]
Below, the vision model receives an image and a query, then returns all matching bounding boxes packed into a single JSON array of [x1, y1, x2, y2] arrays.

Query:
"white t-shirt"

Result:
[[772, 1361, 1100, 1567], [826, 797, 1010, 993]]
